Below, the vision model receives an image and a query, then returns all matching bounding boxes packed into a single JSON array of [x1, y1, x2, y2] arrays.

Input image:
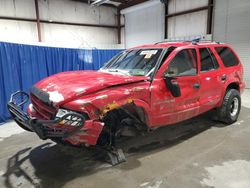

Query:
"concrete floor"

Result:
[[0, 90, 250, 188]]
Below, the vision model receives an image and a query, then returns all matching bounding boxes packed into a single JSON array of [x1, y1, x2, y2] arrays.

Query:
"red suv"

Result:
[[8, 40, 245, 165]]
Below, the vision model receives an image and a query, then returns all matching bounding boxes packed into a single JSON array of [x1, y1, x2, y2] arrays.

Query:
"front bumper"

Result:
[[7, 91, 86, 140]]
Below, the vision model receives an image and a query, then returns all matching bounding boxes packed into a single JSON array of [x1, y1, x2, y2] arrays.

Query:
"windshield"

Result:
[[100, 49, 163, 76]]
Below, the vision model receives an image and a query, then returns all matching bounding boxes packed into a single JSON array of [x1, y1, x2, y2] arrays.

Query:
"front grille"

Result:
[[30, 94, 57, 120]]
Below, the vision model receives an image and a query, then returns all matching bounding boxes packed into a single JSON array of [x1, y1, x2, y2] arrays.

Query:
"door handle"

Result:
[[193, 83, 200, 89], [221, 74, 227, 81]]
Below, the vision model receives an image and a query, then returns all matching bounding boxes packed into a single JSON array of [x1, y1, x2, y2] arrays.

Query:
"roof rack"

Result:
[[154, 34, 216, 45], [155, 38, 212, 45], [155, 39, 220, 45], [154, 40, 189, 44]]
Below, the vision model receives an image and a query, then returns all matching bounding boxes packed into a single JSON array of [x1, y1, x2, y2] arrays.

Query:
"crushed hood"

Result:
[[35, 70, 148, 105]]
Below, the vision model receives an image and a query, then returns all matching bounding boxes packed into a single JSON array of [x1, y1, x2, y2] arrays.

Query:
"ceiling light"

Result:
[[91, 0, 110, 6]]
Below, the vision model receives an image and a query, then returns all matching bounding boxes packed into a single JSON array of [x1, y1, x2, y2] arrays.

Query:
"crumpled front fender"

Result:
[[64, 120, 104, 146]]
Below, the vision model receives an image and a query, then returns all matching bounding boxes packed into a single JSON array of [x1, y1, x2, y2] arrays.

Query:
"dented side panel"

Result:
[[62, 81, 151, 123]]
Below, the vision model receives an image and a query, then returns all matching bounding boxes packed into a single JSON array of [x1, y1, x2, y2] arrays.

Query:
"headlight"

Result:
[[56, 108, 71, 118], [56, 109, 82, 127]]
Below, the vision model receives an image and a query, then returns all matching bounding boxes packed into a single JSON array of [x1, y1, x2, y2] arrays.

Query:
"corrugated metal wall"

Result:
[[213, 0, 250, 88], [168, 0, 208, 38], [123, 0, 209, 47], [122, 1, 165, 48], [0, 0, 122, 49]]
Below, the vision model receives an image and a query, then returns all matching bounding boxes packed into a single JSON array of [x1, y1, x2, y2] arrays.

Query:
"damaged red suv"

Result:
[[8, 40, 245, 165]]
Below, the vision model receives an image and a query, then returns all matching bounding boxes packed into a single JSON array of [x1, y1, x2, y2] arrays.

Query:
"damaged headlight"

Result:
[[55, 109, 83, 127], [56, 108, 71, 118]]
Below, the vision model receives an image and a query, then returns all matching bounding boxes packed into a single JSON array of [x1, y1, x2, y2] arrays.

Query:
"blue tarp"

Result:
[[0, 41, 122, 124]]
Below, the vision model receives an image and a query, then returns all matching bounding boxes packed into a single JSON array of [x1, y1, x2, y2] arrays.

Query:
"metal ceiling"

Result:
[[72, 0, 150, 9]]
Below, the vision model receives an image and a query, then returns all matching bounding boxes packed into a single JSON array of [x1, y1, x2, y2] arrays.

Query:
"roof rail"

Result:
[[155, 39, 219, 45], [154, 38, 201, 45], [154, 40, 189, 44], [155, 35, 216, 45]]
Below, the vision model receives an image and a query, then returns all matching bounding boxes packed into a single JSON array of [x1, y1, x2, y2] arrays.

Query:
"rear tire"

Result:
[[217, 89, 241, 124]]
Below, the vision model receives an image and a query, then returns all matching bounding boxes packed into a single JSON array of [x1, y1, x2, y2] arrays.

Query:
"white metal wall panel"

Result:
[[0, 19, 37, 43], [168, 10, 208, 38], [0, 0, 122, 49], [167, 0, 208, 38], [123, 0, 165, 48], [0, 0, 36, 18], [38, 0, 116, 26], [213, 0, 250, 88], [168, 0, 208, 14]]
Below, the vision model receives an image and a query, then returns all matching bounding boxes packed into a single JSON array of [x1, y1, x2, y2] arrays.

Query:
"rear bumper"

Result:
[[7, 91, 103, 145]]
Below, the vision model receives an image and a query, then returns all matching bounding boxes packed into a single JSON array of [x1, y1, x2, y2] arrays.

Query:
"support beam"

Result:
[[207, 0, 214, 34], [107, 0, 127, 3], [117, 9, 121, 44], [166, 5, 212, 18], [118, 0, 150, 10], [164, 2, 168, 39], [34, 0, 42, 42], [0, 16, 122, 29]]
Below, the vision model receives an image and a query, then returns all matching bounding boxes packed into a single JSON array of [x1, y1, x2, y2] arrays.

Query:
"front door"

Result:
[[150, 48, 200, 126]]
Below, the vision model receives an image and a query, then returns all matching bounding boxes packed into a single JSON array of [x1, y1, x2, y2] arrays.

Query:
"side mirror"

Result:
[[163, 75, 181, 97]]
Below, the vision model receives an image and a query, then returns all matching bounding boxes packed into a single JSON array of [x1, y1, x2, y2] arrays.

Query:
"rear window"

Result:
[[215, 47, 239, 67]]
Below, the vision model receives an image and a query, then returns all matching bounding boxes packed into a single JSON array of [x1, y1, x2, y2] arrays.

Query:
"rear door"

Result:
[[198, 47, 223, 113]]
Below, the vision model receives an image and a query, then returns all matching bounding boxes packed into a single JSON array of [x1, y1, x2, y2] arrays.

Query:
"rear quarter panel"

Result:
[[210, 44, 245, 106]]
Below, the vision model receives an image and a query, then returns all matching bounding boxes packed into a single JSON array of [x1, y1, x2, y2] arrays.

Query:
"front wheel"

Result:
[[217, 89, 241, 124]]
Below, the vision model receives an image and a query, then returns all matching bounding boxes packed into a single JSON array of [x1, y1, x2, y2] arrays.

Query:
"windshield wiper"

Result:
[[105, 69, 131, 76]]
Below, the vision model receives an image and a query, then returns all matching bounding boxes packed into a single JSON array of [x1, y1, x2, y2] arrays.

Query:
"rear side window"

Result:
[[199, 48, 218, 72], [165, 49, 197, 77], [215, 47, 239, 67]]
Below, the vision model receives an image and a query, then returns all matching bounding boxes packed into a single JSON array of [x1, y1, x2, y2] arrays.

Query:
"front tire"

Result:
[[217, 89, 241, 124]]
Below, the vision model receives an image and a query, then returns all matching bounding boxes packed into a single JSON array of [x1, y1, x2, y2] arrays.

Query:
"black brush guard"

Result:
[[7, 91, 85, 140]]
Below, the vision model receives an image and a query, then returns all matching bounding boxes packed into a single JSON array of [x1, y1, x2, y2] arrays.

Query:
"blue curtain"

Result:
[[0, 41, 122, 124]]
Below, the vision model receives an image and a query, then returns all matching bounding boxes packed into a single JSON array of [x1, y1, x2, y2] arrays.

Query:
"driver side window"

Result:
[[165, 49, 197, 77]]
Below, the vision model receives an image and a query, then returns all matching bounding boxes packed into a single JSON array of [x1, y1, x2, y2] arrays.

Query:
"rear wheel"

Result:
[[217, 89, 241, 124]]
